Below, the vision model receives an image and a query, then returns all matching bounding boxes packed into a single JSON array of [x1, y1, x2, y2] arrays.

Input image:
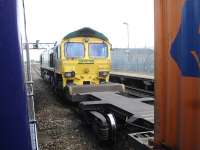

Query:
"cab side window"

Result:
[[40, 55, 42, 65], [58, 45, 61, 58], [50, 53, 54, 67], [54, 45, 60, 59], [54, 46, 58, 59]]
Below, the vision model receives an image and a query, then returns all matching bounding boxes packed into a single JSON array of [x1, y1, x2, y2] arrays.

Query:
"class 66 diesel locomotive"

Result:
[[40, 27, 124, 101]]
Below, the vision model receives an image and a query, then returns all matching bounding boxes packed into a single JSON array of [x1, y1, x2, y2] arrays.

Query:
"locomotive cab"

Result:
[[61, 37, 111, 87]]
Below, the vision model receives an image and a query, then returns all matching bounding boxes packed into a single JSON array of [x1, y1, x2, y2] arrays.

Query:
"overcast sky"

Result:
[[25, 0, 154, 49]]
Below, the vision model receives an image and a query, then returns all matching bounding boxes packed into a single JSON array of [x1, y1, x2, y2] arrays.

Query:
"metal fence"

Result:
[[111, 48, 154, 75]]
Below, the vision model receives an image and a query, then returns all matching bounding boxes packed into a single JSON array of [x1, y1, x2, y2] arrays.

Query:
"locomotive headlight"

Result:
[[99, 71, 109, 77], [64, 71, 75, 78]]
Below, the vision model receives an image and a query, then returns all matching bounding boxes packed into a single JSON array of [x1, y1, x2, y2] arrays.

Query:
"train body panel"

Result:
[[155, 0, 200, 149], [41, 49, 54, 70], [0, 0, 32, 149]]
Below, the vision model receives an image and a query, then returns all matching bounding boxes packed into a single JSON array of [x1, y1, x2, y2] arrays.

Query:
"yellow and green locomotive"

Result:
[[40, 27, 124, 101]]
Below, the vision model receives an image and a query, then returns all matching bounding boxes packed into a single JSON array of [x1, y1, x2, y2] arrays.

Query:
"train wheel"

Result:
[[50, 75, 54, 89], [40, 70, 44, 79], [106, 113, 117, 143]]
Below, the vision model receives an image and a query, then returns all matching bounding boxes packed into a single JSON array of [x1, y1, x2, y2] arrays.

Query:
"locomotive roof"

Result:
[[64, 27, 109, 41]]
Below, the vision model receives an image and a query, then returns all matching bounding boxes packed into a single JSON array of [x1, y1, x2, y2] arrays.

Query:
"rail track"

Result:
[[32, 64, 40, 76], [125, 86, 154, 98], [110, 72, 154, 98], [31, 64, 111, 150], [32, 64, 154, 149]]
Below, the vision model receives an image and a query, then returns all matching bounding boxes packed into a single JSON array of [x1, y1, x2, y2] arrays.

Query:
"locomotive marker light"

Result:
[[99, 71, 109, 77], [64, 71, 75, 78]]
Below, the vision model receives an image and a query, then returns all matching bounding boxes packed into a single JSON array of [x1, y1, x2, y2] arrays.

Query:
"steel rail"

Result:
[[125, 86, 154, 98]]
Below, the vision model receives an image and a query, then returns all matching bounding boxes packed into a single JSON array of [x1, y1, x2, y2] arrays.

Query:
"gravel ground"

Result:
[[32, 64, 112, 150], [32, 64, 133, 150]]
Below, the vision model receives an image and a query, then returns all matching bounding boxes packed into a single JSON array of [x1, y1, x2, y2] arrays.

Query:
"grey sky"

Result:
[[25, 0, 154, 49]]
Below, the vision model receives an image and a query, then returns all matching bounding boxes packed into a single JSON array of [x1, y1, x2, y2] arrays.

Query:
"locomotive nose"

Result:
[[83, 68, 89, 74]]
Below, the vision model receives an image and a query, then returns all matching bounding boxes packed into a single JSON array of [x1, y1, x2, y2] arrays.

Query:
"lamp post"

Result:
[[123, 22, 130, 48]]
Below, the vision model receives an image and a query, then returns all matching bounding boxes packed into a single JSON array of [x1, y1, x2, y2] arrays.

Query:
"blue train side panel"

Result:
[[0, 0, 32, 149]]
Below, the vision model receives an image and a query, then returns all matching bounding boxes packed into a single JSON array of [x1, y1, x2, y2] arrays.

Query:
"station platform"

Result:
[[110, 71, 154, 80]]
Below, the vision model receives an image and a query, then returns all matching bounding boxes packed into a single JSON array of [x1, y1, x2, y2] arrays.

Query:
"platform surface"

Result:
[[110, 71, 154, 80], [82, 92, 154, 123]]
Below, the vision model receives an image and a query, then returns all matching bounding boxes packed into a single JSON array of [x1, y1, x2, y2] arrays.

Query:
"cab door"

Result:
[[54, 45, 61, 73]]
